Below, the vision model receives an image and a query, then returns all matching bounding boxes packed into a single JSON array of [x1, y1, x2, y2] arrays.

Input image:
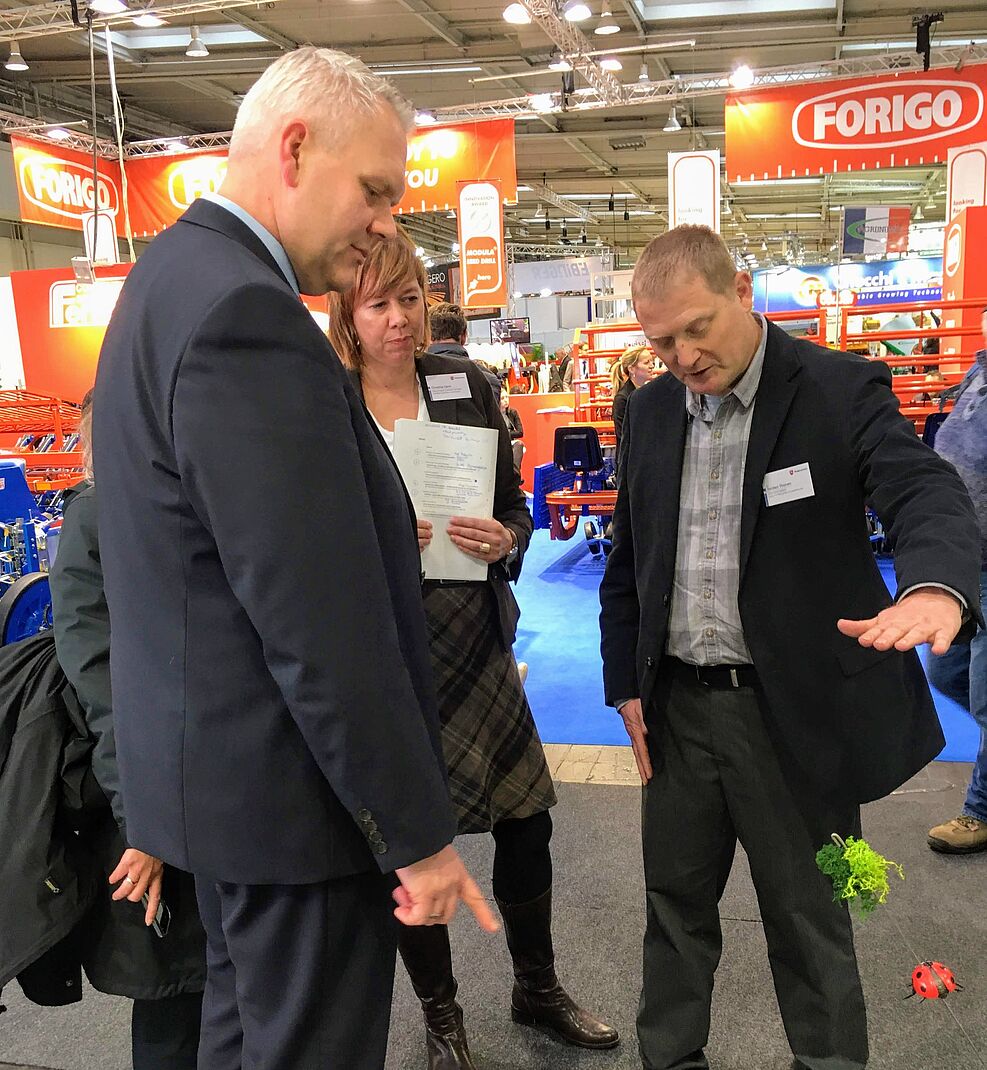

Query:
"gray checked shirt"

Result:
[[665, 314, 768, 666]]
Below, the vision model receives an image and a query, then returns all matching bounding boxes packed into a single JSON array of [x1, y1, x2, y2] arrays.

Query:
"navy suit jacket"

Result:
[[600, 319, 983, 804], [94, 199, 456, 883]]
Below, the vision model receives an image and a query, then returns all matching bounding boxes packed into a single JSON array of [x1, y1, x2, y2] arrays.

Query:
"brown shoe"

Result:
[[928, 815, 987, 854]]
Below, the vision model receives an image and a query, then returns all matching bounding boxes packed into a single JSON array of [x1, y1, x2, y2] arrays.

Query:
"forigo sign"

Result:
[[726, 63, 987, 181]]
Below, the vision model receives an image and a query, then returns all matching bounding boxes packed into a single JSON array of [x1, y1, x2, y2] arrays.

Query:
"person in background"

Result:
[[610, 344, 657, 459], [501, 385, 525, 472], [559, 344, 575, 390], [600, 224, 980, 1070], [49, 389, 206, 1070], [428, 301, 501, 400], [925, 304, 987, 855], [330, 232, 617, 1070]]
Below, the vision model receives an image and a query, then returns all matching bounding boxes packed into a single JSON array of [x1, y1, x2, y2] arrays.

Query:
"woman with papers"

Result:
[[329, 232, 617, 1070]]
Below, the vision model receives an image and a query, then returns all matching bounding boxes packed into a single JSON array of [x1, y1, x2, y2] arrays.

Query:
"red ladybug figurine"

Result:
[[906, 961, 962, 1001]]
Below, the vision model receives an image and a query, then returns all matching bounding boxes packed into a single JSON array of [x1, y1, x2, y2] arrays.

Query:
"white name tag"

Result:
[[763, 462, 815, 507], [425, 373, 471, 402]]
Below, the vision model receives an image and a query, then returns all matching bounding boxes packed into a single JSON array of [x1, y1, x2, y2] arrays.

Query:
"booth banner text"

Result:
[[726, 63, 987, 181], [667, 150, 720, 231], [840, 205, 911, 257], [11, 136, 124, 236], [457, 180, 507, 309], [510, 255, 605, 296], [126, 150, 229, 237], [942, 206, 987, 355], [400, 119, 516, 215], [947, 141, 987, 221]]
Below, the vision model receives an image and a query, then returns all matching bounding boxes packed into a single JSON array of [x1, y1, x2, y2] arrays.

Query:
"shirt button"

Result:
[[708, 509, 717, 521], [703, 590, 712, 600], [645, 656, 655, 668], [705, 628, 715, 638], [705, 550, 714, 560], [714, 431, 723, 440], [711, 470, 720, 480]]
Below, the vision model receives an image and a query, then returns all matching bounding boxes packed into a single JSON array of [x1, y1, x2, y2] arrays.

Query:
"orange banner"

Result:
[[726, 64, 987, 181], [400, 119, 516, 215], [457, 180, 507, 310], [11, 136, 124, 235], [125, 150, 228, 238]]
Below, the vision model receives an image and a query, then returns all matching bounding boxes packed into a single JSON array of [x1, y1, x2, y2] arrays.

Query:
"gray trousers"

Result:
[[639, 670, 868, 1070]]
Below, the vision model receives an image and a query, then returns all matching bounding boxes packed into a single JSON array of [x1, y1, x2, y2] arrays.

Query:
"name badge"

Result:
[[763, 462, 815, 507], [425, 373, 471, 402]]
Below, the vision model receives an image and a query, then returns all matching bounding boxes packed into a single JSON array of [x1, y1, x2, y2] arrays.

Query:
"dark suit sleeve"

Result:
[[50, 487, 127, 833], [611, 386, 628, 455], [172, 284, 456, 872], [599, 391, 641, 706], [847, 359, 983, 628]]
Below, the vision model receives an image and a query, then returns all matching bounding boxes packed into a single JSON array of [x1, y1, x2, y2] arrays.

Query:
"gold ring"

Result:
[[480, 541, 491, 554]]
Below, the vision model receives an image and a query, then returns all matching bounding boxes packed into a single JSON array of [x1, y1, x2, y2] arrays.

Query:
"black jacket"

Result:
[[611, 378, 635, 458], [94, 198, 455, 884], [427, 341, 501, 401], [504, 406, 524, 441], [600, 320, 983, 804], [49, 481, 205, 1000], [0, 633, 97, 1000], [353, 353, 534, 650]]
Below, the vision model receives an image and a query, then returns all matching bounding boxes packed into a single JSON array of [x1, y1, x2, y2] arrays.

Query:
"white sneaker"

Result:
[[517, 662, 529, 687]]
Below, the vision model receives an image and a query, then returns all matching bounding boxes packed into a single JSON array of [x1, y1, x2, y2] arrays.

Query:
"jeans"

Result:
[[924, 569, 987, 822]]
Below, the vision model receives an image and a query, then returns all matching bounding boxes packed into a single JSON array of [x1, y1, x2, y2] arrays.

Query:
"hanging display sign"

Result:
[[11, 136, 124, 235], [457, 180, 507, 309], [125, 150, 229, 238], [667, 150, 720, 231], [726, 64, 987, 181], [946, 140, 987, 221], [839, 205, 911, 257], [753, 257, 942, 314], [400, 119, 517, 215]]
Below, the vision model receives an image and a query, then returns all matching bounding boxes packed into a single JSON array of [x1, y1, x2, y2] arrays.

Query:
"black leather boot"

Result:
[[398, 924, 477, 1070], [496, 888, 620, 1049]]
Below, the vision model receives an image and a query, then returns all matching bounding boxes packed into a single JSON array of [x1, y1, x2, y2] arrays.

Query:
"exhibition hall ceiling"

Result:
[[0, 0, 984, 263]]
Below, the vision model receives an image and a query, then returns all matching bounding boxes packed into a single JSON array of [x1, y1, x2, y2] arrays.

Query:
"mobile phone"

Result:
[[141, 892, 171, 938]]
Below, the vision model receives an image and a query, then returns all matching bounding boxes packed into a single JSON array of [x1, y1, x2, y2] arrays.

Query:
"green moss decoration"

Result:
[[815, 834, 904, 916]]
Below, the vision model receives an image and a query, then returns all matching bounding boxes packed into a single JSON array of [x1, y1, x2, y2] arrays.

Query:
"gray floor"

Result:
[[2, 763, 985, 1070]]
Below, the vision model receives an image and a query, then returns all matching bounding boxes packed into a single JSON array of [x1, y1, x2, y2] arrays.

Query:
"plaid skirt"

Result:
[[423, 583, 557, 834]]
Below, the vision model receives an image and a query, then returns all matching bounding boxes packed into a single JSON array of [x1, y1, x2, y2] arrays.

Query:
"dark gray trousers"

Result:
[[639, 672, 868, 1070], [194, 871, 397, 1070]]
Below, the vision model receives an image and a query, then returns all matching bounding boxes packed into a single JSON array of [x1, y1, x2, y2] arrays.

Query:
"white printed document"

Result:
[[393, 419, 498, 582]]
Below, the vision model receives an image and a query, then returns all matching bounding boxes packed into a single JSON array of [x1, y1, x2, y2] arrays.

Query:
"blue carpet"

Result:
[[514, 530, 979, 762]]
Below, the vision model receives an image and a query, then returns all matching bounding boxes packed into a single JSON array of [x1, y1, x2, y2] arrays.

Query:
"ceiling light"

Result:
[[534, 204, 545, 219], [47, 127, 72, 141], [663, 107, 681, 133], [638, 62, 649, 82], [561, 222, 568, 238], [723, 201, 732, 215], [185, 25, 209, 58], [132, 8, 165, 25], [623, 207, 630, 221], [502, 2, 532, 23], [451, 241, 460, 253], [595, 7, 619, 34], [609, 135, 647, 151], [446, 209, 456, 219], [913, 205, 924, 221], [414, 110, 437, 126], [761, 240, 768, 251], [729, 63, 755, 90], [562, 0, 592, 21], [415, 246, 426, 258], [580, 229, 588, 244], [608, 191, 614, 212], [505, 227, 513, 238], [4, 42, 28, 71], [517, 184, 533, 191], [549, 52, 573, 72], [528, 93, 556, 113], [599, 56, 622, 71], [925, 196, 937, 209], [90, 0, 128, 13], [539, 287, 553, 297], [545, 216, 551, 231]]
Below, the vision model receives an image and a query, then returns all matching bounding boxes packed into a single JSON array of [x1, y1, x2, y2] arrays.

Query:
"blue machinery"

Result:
[[0, 458, 56, 645]]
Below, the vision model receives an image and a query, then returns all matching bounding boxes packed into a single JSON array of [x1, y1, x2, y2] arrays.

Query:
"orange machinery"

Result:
[[0, 390, 83, 492]]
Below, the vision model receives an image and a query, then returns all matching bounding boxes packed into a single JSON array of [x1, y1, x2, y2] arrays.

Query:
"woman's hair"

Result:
[[230, 46, 413, 160], [610, 344, 652, 392], [429, 302, 468, 343], [327, 228, 430, 370], [79, 388, 94, 484]]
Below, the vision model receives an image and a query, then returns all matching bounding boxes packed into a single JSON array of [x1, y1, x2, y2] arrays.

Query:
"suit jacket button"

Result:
[[646, 656, 655, 669], [366, 820, 378, 833], [662, 594, 670, 607], [369, 831, 383, 843], [357, 809, 372, 823], [374, 841, 388, 854]]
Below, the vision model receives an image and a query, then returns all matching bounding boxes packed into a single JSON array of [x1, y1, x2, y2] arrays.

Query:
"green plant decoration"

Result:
[[815, 833, 904, 916]]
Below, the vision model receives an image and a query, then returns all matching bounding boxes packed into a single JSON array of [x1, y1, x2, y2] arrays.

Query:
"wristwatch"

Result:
[[503, 528, 519, 565]]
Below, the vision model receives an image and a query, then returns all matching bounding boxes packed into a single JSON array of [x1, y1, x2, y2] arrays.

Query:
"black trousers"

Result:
[[639, 673, 868, 1070], [132, 991, 203, 1070], [194, 871, 397, 1070]]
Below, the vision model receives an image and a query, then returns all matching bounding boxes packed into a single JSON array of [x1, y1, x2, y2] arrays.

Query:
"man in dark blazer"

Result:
[[94, 47, 495, 1070], [599, 225, 981, 1070]]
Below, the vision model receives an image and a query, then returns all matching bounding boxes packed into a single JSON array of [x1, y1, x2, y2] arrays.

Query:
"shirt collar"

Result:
[[201, 192, 300, 296], [686, 312, 768, 420]]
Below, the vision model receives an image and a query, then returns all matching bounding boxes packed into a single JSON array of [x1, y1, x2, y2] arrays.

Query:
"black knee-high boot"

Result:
[[398, 923, 477, 1070], [496, 887, 619, 1050]]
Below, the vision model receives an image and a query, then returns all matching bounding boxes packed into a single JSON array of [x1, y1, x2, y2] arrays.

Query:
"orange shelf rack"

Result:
[[0, 390, 84, 493]]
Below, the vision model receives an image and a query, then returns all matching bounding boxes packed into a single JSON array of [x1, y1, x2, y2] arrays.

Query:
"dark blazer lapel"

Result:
[[637, 378, 688, 579], [180, 198, 293, 291], [417, 356, 465, 425], [739, 322, 802, 580]]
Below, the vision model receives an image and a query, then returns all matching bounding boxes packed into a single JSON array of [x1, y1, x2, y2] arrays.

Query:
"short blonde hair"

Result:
[[328, 229, 430, 370], [79, 389, 93, 484], [230, 47, 414, 159], [610, 344, 651, 392], [632, 225, 738, 305]]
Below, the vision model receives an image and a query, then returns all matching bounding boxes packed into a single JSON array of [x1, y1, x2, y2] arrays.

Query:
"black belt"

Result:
[[663, 656, 759, 690], [422, 578, 488, 589]]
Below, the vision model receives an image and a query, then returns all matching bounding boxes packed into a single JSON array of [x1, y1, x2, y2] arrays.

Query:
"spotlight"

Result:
[[663, 107, 681, 132], [638, 62, 649, 82], [913, 204, 924, 221], [545, 216, 551, 232], [549, 52, 573, 72], [185, 25, 209, 58], [539, 287, 553, 297], [623, 207, 630, 221], [608, 190, 615, 212], [4, 42, 28, 71], [528, 93, 556, 113], [729, 63, 755, 89], [599, 56, 622, 71], [562, 0, 591, 21], [47, 127, 73, 141], [594, 7, 619, 34], [561, 222, 568, 238], [502, 2, 531, 23], [414, 111, 437, 126], [132, 8, 165, 25], [90, 0, 128, 13]]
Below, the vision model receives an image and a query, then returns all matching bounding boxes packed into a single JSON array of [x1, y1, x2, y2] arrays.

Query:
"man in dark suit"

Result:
[[599, 225, 981, 1070], [94, 47, 495, 1070]]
